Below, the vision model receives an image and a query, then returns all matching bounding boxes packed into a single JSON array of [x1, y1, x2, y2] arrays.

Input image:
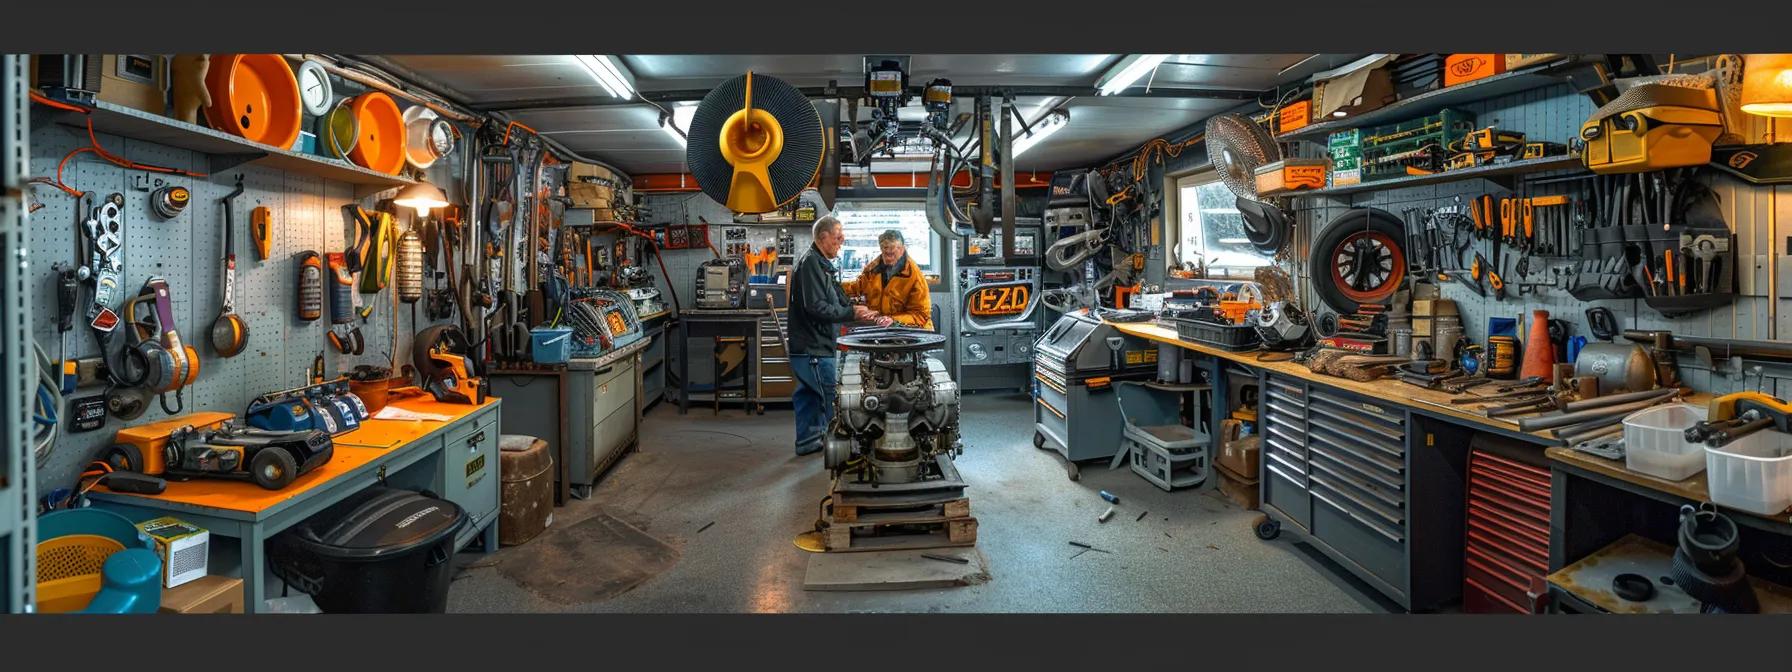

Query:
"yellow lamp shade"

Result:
[[1741, 54, 1792, 118]]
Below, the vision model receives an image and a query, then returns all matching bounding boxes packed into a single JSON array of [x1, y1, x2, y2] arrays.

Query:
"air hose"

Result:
[[33, 339, 60, 466]]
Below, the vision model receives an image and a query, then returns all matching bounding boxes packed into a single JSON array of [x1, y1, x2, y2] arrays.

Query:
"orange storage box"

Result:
[[1277, 99, 1312, 134], [1445, 54, 1507, 88]]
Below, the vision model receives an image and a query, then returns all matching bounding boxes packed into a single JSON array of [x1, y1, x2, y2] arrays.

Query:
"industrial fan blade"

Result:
[[686, 72, 825, 214]]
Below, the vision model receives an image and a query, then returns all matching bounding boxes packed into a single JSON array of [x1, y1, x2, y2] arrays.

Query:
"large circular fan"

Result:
[[686, 72, 824, 214], [1205, 113, 1280, 200]]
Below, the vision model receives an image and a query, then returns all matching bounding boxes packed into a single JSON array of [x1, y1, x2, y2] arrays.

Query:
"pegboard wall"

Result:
[[1291, 84, 1792, 398], [25, 117, 467, 494]]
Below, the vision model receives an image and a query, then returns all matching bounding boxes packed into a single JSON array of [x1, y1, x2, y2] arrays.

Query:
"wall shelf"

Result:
[[50, 100, 414, 198], [1293, 155, 1584, 198], [1278, 63, 1573, 143]]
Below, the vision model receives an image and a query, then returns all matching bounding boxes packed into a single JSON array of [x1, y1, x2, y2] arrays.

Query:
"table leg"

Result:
[[679, 322, 690, 415], [748, 328, 759, 415], [1206, 354, 1227, 490], [240, 526, 266, 614], [481, 519, 500, 554]]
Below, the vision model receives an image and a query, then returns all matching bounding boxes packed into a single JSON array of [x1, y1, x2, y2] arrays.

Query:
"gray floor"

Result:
[[447, 393, 1388, 613]]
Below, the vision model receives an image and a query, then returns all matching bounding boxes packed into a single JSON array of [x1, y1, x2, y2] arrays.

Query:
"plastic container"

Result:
[[530, 326, 575, 365], [268, 487, 466, 613], [1705, 429, 1792, 516], [1171, 317, 1261, 351], [1622, 403, 1709, 480]]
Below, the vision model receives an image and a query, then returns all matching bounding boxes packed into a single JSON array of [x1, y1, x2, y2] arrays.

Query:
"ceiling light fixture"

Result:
[[661, 102, 697, 146], [1013, 111, 1069, 157], [1097, 54, 1170, 96], [574, 55, 635, 100]]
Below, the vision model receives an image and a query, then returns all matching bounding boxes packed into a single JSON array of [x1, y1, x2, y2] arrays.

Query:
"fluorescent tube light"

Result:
[[575, 55, 634, 100], [1097, 54, 1169, 96], [1012, 111, 1068, 157]]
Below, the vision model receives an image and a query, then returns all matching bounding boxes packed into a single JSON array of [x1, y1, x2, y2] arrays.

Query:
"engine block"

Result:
[[825, 330, 961, 483]]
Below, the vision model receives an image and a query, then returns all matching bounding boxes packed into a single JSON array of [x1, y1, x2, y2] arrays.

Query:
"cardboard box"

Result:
[[159, 575, 244, 614], [136, 516, 208, 588], [1217, 463, 1260, 510], [1277, 99, 1312, 134], [1504, 54, 1560, 70], [1218, 435, 1261, 479], [566, 162, 621, 210], [1444, 54, 1507, 88]]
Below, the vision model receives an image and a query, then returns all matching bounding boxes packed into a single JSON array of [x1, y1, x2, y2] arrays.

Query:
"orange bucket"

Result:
[[347, 92, 407, 175], [202, 54, 302, 150]]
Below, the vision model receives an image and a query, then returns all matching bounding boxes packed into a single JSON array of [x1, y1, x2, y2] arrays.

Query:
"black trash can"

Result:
[[269, 487, 467, 613]]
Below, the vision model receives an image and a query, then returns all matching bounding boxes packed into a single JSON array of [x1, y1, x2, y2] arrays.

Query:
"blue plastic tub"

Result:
[[531, 327, 575, 364]]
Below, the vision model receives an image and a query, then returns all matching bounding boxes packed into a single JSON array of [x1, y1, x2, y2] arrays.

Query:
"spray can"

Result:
[[296, 251, 324, 321], [397, 230, 424, 304], [327, 252, 353, 324]]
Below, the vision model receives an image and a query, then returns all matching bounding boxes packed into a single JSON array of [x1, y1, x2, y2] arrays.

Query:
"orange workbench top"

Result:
[[94, 398, 497, 516]]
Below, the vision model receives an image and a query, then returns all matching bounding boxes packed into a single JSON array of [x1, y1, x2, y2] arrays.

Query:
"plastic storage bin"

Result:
[[268, 487, 467, 613], [1705, 429, 1792, 516], [530, 326, 574, 364], [1171, 317, 1260, 351], [1622, 403, 1708, 480]]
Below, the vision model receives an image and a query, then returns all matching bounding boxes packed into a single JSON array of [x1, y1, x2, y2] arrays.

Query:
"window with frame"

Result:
[[830, 201, 937, 280], [1173, 174, 1273, 272]]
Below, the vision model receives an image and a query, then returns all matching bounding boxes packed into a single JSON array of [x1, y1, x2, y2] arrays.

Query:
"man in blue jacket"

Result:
[[787, 215, 877, 456]]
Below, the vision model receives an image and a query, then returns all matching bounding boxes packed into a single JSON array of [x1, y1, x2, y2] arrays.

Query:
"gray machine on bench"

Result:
[[1032, 310, 1158, 462]]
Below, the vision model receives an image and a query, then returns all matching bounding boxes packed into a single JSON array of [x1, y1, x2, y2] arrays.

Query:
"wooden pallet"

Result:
[[832, 496, 969, 523], [823, 515, 979, 552]]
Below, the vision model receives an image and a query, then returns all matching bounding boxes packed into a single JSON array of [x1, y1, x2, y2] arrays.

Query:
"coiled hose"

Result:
[[34, 339, 60, 466]]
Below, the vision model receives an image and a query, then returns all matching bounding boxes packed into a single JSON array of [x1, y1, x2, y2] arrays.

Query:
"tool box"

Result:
[[1277, 99, 1312, 135], [135, 516, 209, 588], [1579, 84, 1722, 174], [1359, 109, 1476, 182], [1253, 158, 1329, 196]]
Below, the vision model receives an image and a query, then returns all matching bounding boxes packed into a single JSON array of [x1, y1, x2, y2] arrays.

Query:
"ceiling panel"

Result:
[[372, 53, 1329, 175]]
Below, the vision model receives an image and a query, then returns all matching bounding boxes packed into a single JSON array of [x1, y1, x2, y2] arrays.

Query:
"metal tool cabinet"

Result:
[[492, 339, 645, 502], [1255, 372, 1469, 611]]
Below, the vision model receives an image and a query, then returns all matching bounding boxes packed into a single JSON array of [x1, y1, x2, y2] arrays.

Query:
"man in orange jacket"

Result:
[[841, 230, 934, 331]]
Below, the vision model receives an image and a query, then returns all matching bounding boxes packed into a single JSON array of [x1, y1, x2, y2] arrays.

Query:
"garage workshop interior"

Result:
[[9, 50, 1792, 616]]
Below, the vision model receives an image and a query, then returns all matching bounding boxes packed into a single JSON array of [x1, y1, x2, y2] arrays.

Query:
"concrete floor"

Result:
[[447, 393, 1390, 613]]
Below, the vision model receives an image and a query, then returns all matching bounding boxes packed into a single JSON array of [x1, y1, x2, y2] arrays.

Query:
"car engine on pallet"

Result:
[[825, 328, 962, 482], [814, 328, 979, 552]]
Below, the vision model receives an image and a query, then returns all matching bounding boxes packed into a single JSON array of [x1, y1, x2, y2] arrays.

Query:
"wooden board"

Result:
[[831, 455, 967, 495], [803, 548, 989, 591]]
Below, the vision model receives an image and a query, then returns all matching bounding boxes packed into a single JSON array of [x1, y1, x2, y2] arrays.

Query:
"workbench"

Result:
[[676, 309, 768, 414], [491, 339, 647, 503], [87, 398, 502, 613], [1112, 321, 1792, 610]]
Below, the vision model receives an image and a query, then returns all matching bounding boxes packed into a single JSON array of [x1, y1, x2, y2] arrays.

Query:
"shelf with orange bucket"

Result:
[[43, 95, 415, 198]]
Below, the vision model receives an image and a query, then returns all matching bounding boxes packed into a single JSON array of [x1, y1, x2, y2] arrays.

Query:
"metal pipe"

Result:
[[297, 54, 481, 124], [1623, 330, 1792, 363], [1561, 388, 1684, 413], [1562, 424, 1625, 447], [1521, 392, 1677, 432], [1553, 414, 1627, 441]]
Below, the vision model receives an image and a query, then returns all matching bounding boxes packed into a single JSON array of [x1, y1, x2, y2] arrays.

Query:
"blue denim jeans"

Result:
[[790, 353, 838, 455]]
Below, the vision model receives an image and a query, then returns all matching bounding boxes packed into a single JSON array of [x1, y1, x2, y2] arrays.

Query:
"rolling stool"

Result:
[[499, 435, 554, 546]]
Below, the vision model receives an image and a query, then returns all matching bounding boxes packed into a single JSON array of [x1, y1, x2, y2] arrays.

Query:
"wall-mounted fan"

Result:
[[1205, 113, 1289, 255]]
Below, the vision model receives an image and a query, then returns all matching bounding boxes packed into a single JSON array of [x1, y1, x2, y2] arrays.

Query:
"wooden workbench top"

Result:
[[93, 398, 496, 516], [1112, 322, 1555, 441]]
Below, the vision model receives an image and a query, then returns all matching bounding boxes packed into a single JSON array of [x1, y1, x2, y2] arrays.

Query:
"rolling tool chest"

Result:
[[1256, 373, 1470, 611], [1032, 311, 1157, 462]]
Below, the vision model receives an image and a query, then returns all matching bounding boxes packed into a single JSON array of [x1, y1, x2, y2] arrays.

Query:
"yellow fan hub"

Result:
[[717, 73, 786, 213]]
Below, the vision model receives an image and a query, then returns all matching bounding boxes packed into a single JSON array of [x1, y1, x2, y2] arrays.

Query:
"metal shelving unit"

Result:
[[44, 100, 415, 199], [1277, 62, 1573, 143], [3, 54, 37, 613], [1294, 155, 1583, 198]]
